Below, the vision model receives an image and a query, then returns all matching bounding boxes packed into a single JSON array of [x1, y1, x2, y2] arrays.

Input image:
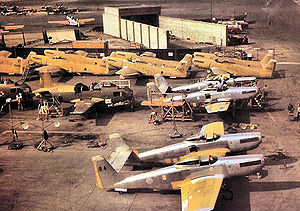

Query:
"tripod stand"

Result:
[[35, 120, 54, 152]]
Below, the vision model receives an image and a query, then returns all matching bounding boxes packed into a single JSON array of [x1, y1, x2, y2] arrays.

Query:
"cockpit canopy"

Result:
[[185, 133, 221, 142], [176, 155, 218, 166]]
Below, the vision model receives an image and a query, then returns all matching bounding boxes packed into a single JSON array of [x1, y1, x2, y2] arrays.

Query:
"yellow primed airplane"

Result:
[[33, 66, 75, 101], [193, 52, 276, 78], [48, 15, 95, 27], [0, 51, 34, 75], [105, 51, 193, 78], [29, 50, 110, 75]]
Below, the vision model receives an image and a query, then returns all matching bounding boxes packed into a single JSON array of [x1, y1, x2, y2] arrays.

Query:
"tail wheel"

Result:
[[221, 189, 233, 200]]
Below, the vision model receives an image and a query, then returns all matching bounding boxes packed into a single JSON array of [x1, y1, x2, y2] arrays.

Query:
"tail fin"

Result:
[[154, 74, 170, 94], [181, 54, 193, 67], [260, 52, 275, 67], [263, 59, 276, 77], [107, 133, 140, 172], [174, 54, 193, 76], [91, 155, 122, 189], [38, 67, 57, 88], [25, 51, 37, 65]]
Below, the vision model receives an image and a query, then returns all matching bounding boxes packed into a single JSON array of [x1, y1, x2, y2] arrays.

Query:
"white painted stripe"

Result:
[[277, 62, 300, 65], [191, 174, 224, 184]]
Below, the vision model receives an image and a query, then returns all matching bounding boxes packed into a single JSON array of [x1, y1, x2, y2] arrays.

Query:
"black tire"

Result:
[[221, 189, 233, 200]]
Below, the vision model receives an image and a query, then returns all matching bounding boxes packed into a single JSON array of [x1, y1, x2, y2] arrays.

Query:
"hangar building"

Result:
[[103, 5, 228, 49]]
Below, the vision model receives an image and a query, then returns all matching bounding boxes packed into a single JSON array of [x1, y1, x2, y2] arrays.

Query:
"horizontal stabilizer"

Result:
[[205, 101, 230, 113]]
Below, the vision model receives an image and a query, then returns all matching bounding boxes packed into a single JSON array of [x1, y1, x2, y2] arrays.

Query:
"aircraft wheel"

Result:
[[221, 189, 233, 200]]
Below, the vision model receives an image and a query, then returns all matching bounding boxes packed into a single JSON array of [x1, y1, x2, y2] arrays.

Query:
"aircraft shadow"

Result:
[[264, 152, 298, 166], [219, 109, 251, 125], [249, 181, 300, 192], [252, 107, 284, 113], [273, 70, 286, 78], [135, 77, 149, 86], [216, 176, 300, 210], [58, 72, 73, 83], [95, 110, 116, 126], [265, 97, 282, 101], [216, 177, 251, 211]]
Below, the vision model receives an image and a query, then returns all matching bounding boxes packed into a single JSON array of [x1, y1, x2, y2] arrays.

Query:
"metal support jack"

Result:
[[35, 120, 54, 152]]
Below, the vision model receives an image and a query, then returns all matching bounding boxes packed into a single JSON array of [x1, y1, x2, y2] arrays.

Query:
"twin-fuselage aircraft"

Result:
[[91, 122, 264, 211], [106, 122, 262, 171], [147, 74, 258, 113]]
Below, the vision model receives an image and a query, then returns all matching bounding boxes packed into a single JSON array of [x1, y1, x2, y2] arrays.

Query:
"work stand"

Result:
[[141, 93, 193, 122]]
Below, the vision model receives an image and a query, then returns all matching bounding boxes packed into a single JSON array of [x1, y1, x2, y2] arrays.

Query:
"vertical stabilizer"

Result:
[[260, 52, 275, 67], [176, 54, 192, 76], [154, 74, 170, 94], [107, 133, 140, 172], [263, 59, 276, 77]]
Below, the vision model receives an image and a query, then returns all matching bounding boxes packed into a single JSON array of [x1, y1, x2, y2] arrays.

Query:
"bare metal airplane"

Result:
[[147, 75, 259, 113], [92, 152, 264, 211], [106, 122, 262, 172], [48, 15, 95, 27]]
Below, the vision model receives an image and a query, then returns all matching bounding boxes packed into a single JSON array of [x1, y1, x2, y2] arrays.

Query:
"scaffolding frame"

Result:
[[141, 93, 193, 121]]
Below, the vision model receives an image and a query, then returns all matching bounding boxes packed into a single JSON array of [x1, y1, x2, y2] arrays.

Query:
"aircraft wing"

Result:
[[77, 18, 95, 24], [210, 67, 229, 75], [3, 25, 24, 31], [116, 67, 142, 78], [36, 65, 62, 73], [0, 50, 12, 58], [48, 20, 69, 25], [200, 122, 224, 138], [71, 98, 104, 115], [181, 174, 224, 211], [205, 101, 231, 113]]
